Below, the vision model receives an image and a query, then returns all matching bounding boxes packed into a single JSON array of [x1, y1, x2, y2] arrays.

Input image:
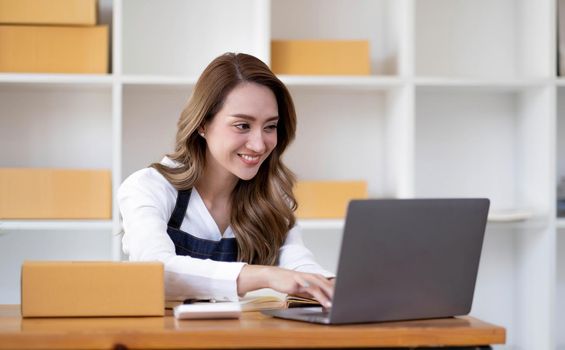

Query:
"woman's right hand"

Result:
[[237, 265, 334, 308]]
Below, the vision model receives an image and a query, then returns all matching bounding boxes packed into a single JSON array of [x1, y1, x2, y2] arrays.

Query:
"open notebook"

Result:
[[165, 289, 321, 311]]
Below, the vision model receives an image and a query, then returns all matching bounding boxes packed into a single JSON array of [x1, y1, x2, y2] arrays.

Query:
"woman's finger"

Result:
[[307, 274, 334, 300], [319, 275, 335, 298], [298, 275, 333, 308], [303, 283, 332, 308]]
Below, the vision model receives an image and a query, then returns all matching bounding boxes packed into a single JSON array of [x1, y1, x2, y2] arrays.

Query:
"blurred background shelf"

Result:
[[0, 220, 113, 231], [487, 209, 536, 222], [0, 73, 114, 85], [120, 75, 198, 86], [298, 219, 345, 231], [0, 73, 114, 88], [298, 209, 542, 231], [278, 75, 404, 90], [413, 77, 550, 92]]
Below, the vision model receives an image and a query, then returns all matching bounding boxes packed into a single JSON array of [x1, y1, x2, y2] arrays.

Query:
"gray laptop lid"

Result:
[[328, 198, 489, 324], [263, 198, 489, 324]]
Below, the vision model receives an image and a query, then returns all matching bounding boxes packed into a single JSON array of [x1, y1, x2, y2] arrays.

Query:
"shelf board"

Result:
[[414, 77, 549, 92], [121, 75, 198, 86], [0, 220, 113, 231], [298, 219, 345, 230], [278, 75, 404, 90], [298, 209, 538, 230], [120, 74, 403, 90], [2, 74, 550, 92], [487, 209, 536, 222], [0, 73, 114, 87]]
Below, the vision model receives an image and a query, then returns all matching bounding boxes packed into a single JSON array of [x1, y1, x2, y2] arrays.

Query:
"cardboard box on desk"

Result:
[[0, 168, 111, 219], [0, 0, 97, 25], [294, 181, 368, 219], [0, 25, 108, 74], [21, 261, 165, 317], [271, 40, 370, 75]]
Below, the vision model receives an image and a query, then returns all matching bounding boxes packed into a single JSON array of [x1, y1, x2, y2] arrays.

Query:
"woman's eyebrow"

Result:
[[229, 114, 279, 121]]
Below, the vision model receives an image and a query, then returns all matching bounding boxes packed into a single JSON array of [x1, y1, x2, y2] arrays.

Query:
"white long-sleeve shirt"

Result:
[[118, 157, 333, 301]]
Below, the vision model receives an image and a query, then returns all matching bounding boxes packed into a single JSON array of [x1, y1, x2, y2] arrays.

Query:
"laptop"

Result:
[[262, 198, 490, 324]]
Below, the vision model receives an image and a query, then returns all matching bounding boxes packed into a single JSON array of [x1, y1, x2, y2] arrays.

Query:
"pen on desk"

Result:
[[183, 298, 217, 304]]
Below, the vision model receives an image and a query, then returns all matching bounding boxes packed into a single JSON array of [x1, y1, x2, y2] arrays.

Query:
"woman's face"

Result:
[[201, 82, 279, 181]]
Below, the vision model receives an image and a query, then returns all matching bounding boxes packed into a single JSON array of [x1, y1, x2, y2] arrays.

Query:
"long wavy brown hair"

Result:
[[151, 52, 297, 265]]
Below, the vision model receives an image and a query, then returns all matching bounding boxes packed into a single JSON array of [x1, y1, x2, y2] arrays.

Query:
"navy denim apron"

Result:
[[167, 189, 238, 262]]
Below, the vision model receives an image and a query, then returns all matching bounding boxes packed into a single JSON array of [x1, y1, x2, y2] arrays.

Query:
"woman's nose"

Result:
[[245, 130, 266, 153]]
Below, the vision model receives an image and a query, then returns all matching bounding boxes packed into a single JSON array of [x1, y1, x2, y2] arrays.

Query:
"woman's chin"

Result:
[[233, 166, 262, 181], [236, 172, 258, 181]]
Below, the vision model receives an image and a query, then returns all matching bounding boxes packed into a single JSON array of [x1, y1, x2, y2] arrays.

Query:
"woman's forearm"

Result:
[[236, 264, 272, 295]]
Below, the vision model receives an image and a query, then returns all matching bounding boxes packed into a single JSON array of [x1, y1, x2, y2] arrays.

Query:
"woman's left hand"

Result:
[[237, 265, 334, 308]]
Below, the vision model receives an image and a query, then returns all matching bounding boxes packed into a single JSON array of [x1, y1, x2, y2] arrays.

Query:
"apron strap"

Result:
[[167, 189, 192, 229]]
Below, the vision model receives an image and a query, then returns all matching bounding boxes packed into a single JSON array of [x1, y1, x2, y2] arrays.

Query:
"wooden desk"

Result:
[[0, 305, 505, 349]]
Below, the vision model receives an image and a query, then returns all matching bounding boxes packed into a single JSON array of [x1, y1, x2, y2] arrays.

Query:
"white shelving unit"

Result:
[[0, 0, 562, 348], [0, 220, 113, 231], [557, 64, 565, 350]]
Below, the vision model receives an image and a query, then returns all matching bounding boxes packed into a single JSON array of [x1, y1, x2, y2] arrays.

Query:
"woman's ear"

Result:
[[198, 126, 206, 138]]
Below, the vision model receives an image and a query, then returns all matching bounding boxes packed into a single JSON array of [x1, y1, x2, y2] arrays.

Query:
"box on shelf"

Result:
[[21, 261, 164, 317], [0, 25, 108, 74], [271, 40, 370, 76], [0, 0, 97, 25], [0, 168, 111, 219], [294, 181, 368, 219]]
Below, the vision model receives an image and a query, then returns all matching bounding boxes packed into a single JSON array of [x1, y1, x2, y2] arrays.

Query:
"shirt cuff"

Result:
[[209, 261, 247, 302]]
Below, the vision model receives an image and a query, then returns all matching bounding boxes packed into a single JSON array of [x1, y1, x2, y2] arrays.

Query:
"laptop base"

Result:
[[262, 307, 331, 324]]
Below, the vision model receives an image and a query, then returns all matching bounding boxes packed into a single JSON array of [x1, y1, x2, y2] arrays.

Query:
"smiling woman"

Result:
[[118, 53, 334, 308], [200, 83, 280, 182]]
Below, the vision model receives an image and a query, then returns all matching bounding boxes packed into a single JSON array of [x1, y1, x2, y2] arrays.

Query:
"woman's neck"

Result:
[[195, 160, 238, 208], [195, 160, 238, 235]]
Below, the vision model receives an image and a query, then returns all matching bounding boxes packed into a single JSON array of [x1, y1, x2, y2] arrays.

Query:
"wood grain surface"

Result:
[[0, 304, 505, 349]]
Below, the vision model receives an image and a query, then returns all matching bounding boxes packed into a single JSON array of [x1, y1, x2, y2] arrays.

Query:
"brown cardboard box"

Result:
[[0, 0, 97, 25], [271, 40, 370, 75], [294, 181, 368, 219], [21, 261, 165, 317], [0, 168, 111, 219], [0, 25, 108, 74]]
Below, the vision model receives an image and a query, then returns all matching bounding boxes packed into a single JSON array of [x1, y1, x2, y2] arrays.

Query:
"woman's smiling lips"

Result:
[[238, 153, 262, 166]]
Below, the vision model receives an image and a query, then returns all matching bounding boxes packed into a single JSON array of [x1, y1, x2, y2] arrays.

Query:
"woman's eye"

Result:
[[265, 124, 278, 131], [234, 123, 250, 130]]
